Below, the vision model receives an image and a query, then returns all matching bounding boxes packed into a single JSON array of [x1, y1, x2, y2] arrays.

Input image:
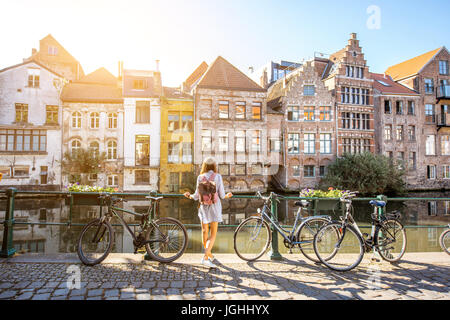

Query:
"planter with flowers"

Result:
[[64, 184, 119, 205], [299, 188, 353, 212]]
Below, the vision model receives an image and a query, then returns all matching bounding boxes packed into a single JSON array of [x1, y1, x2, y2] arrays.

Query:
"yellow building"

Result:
[[159, 87, 195, 193]]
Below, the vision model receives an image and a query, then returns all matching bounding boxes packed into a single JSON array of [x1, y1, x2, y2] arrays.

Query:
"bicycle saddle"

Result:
[[294, 200, 310, 208], [369, 200, 386, 207]]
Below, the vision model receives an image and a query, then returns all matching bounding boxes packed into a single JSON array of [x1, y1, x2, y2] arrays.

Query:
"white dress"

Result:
[[191, 170, 226, 224]]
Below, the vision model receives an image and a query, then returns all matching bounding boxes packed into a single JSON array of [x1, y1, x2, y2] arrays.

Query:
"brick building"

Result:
[[191, 56, 269, 193], [385, 47, 450, 189]]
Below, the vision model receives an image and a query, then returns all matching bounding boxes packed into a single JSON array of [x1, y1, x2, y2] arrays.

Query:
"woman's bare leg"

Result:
[[201, 223, 210, 259], [205, 222, 218, 259]]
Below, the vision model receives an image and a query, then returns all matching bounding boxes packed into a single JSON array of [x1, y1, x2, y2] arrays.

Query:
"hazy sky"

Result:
[[1, 0, 449, 86]]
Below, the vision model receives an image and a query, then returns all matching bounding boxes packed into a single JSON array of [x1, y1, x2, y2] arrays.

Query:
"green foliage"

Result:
[[318, 152, 406, 196], [62, 148, 106, 175], [299, 188, 352, 198], [66, 183, 117, 193]]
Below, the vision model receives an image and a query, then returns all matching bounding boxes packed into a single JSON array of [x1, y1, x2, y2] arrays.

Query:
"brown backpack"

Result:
[[198, 173, 219, 205]]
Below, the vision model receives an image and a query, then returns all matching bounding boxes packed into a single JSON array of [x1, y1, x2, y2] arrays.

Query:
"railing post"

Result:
[[268, 195, 283, 261], [1, 187, 17, 258]]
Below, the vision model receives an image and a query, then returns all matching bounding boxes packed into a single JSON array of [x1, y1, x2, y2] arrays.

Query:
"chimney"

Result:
[[350, 33, 357, 40], [118, 61, 123, 80], [155, 59, 160, 72]]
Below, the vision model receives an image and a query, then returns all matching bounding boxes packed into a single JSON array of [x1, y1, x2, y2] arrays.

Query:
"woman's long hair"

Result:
[[200, 158, 218, 174]]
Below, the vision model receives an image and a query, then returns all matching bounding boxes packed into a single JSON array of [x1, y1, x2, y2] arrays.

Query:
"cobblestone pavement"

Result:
[[0, 253, 448, 300]]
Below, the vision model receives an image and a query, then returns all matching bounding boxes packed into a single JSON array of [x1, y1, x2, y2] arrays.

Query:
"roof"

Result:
[[184, 61, 208, 90], [0, 59, 64, 78], [370, 73, 419, 96], [197, 56, 266, 92], [385, 47, 443, 81], [122, 69, 161, 98], [163, 86, 193, 100], [61, 68, 122, 103], [267, 65, 304, 108]]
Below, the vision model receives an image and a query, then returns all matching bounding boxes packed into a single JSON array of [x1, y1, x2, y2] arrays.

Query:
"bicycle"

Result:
[[76, 193, 188, 266], [233, 191, 333, 262], [439, 224, 450, 255], [313, 192, 407, 271]]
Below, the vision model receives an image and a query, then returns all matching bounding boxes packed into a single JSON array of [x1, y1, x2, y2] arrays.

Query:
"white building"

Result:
[[0, 60, 64, 190], [122, 67, 162, 191]]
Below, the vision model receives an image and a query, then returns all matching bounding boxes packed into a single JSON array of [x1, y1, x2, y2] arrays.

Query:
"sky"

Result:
[[0, 0, 449, 87]]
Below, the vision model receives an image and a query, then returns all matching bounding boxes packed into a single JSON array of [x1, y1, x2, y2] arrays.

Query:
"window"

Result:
[[409, 152, 416, 170], [361, 114, 370, 130], [88, 173, 97, 181], [425, 104, 435, 123], [0, 129, 47, 152], [71, 139, 81, 155], [135, 170, 149, 184], [397, 152, 405, 169], [168, 114, 179, 132], [319, 106, 331, 121], [133, 79, 146, 90], [251, 130, 261, 152], [181, 115, 192, 131], [396, 101, 403, 115], [304, 133, 315, 154], [288, 133, 299, 154], [426, 135, 436, 155], [287, 106, 300, 121], [235, 130, 246, 153], [341, 87, 350, 103], [0, 167, 11, 178], [352, 113, 361, 130], [303, 85, 315, 96], [427, 165, 436, 179], [251, 102, 262, 120], [89, 141, 100, 158], [15, 103, 28, 123], [292, 165, 300, 177], [201, 130, 212, 152], [361, 89, 370, 105], [342, 112, 351, 129], [13, 167, 29, 177], [46, 105, 58, 124], [384, 100, 391, 114], [27, 69, 40, 88], [424, 78, 434, 94], [320, 134, 331, 154], [169, 172, 180, 192], [90, 112, 100, 129], [235, 164, 246, 175], [72, 112, 82, 128], [270, 138, 281, 152], [443, 165, 450, 179], [219, 101, 229, 119], [182, 142, 192, 163], [235, 102, 246, 119], [135, 135, 150, 166], [408, 101, 415, 115], [396, 125, 403, 141], [439, 60, 449, 75], [343, 138, 351, 154], [218, 131, 229, 152], [384, 125, 392, 140], [136, 101, 150, 123], [251, 163, 263, 175], [363, 139, 371, 152], [319, 166, 327, 177], [408, 125, 416, 141], [168, 142, 180, 163], [304, 165, 315, 178], [304, 106, 315, 121], [107, 140, 117, 160], [428, 202, 437, 217], [219, 164, 230, 176], [441, 136, 450, 155], [108, 113, 117, 129], [107, 175, 119, 187], [47, 45, 58, 55]]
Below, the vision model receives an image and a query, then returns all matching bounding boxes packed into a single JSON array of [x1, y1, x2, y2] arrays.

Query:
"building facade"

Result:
[[60, 67, 124, 189], [0, 60, 64, 190]]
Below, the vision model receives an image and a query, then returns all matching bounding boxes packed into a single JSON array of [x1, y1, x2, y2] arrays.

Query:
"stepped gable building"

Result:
[[191, 56, 269, 193], [0, 60, 65, 190], [61, 67, 124, 189], [371, 72, 420, 187], [25, 34, 84, 82], [385, 47, 450, 189], [267, 59, 336, 191]]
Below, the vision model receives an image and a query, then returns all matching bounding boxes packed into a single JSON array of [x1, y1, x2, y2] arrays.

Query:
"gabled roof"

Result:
[[61, 67, 122, 103], [385, 47, 444, 81], [197, 56, 265, 92], [370, 73, 419, 96], [0, 59, 64, 78], [184, 61, 208, 90]]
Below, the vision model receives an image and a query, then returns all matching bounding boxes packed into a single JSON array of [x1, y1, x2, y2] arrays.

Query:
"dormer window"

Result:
[[133, 79, 147, 90], [48, 46, 58, 56], [27, 69, 40, 88]]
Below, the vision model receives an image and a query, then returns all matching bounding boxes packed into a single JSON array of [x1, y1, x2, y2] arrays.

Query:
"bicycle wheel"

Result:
[[314, 222, 364, 272], [145, 217, 188, 263], [376, 219, 407, 262], [439, 229, 450, 255], [297, 217, 336, 263], [234, 216, 271, 261], [77, 219, 114, 266]]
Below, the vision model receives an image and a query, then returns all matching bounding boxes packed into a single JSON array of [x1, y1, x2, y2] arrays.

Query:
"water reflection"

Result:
[[1, 192, 449, 255]]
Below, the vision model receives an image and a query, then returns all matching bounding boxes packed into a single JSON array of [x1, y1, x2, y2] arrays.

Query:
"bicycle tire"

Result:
[[439, 229, 450, 255], [77, 219, 114, 266], [144, 217, 188, 263], [376, 219, 407, 262], [297, 217, 336, 263], [234, 216, 272, 261], [313, 222, 365, 272]]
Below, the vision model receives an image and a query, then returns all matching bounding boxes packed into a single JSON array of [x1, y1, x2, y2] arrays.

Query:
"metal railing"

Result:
[[1, 188, 449, 260]]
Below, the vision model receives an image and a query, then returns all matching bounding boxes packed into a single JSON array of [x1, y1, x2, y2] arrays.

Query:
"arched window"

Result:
[[90, 112, 100, 129], [89, 141, 100, 158], [107, 140, 117, 160], [108, 112, 118, 129], [72, 112, 82, 128], [71, 139, 81, 155]]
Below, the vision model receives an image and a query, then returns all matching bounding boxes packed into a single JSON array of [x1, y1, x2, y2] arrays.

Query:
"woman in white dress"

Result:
[[184, 157, 232, 268]]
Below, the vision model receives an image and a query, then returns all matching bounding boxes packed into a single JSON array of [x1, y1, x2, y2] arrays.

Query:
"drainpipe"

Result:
[[335, 102, 339, 157]]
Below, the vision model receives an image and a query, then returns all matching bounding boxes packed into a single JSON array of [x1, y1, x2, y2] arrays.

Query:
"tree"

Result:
[[318, 152, 406, 196], [61, 148, 106, 185]]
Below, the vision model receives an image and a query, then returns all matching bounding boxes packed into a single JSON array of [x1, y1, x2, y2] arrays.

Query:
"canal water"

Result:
[[1, 191, 449, 255]]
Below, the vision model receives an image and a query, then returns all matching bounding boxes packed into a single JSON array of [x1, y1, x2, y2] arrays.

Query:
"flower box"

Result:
[[64, 194, 101, 206], [309, 198, 341, 212]]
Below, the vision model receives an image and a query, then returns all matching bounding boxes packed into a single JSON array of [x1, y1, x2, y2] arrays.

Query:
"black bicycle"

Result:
[[77, 193, 188, 266], [313, 192, 407, 271], [439, 224, 450, 255]]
